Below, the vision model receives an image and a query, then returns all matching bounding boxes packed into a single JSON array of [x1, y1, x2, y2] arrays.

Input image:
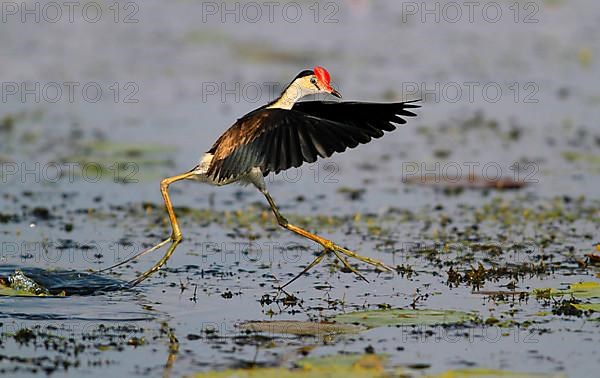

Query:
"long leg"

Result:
[[160, 171, 198, 241], [260, 189, 393, 281], [99, 171, 196, 279]]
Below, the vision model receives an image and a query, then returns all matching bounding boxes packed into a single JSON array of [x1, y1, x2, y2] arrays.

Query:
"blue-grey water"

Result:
[[1, 1, 599, 377]]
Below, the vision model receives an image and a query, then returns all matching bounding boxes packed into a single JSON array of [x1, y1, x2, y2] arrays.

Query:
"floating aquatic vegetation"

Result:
[[568, 281, 600, 299], [295, 353, 386, 370], [533, 281, 600, 316], [561, 151, 600, 170], [425, 368, 565, 378], [448, 262, 548, 291], [1, 323, 151, 374], [193, 353, 393, 378], [571, 303, 600, 312], [337, 187, 366, 201], [0, 114, 15, 132], [533, 281, 600, 300]]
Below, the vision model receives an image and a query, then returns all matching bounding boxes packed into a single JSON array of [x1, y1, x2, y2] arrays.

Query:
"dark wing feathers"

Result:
[[286, 124, 302, 168], [294, 100, 420, 132], [297, 126, 318, 162], [207, 100, 420, 181]]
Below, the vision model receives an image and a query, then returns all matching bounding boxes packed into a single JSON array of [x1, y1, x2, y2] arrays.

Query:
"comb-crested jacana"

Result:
[[103, 67, 420, 286]]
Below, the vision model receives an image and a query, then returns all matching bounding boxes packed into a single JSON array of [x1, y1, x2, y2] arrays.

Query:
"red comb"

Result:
[[313, 66, 331, 86]]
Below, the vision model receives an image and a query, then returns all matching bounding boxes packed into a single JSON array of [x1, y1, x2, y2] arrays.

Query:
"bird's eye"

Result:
[[310, 77, 318, 85]]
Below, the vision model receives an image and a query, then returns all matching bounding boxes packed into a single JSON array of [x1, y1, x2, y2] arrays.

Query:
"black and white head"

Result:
[[271, 66, 341, 109], [289, 66, 342, 98]]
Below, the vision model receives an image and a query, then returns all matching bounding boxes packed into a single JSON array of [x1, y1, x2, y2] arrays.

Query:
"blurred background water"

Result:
[[1, 1, 599, 377]]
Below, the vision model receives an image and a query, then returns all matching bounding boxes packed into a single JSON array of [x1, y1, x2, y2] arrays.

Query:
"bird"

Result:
[[101, 66, 420, 286]]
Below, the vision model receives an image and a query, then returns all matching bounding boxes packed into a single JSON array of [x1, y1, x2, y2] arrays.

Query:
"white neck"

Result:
[[267, 81, 307, 110]]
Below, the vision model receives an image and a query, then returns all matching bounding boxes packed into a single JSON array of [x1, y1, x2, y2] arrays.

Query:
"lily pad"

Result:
[[426, 368, 565, 378], [568, 282, 600, 298], [571, 303, 600, 312], [193, 353, 392, 378], [296, 353, 386, 370], [238, 320, 364, 336], [333, 309, 475, 328], [534, 282, 600, 315], [534, 282, 600, 299]]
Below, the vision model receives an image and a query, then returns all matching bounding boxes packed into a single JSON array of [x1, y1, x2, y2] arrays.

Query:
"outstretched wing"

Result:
[[293, 100, 421, 135], [207, 100, 420, 182]]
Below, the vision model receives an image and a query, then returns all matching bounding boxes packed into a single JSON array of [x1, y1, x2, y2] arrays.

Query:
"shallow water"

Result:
[[1, 0, 599, 377]]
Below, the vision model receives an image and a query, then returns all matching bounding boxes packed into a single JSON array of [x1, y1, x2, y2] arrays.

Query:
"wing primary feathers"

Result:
[[317, 125, 347, 153], [297, 126, 318, 163], [277, 126, 289, 172], [207, 99, 420, 180], [271, 126, 283, 173], [262, 127, 275, 173], [308, 127, 334, 158], [286, 124, 302, 168], [237, 144, 252, 176]]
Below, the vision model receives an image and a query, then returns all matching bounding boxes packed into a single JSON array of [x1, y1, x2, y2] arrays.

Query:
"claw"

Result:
[[330, 249, 369, 282]]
